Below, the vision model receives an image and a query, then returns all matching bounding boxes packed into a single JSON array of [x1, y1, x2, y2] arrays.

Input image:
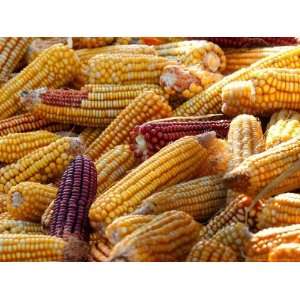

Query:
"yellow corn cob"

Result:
[[257, 193, 300, 229], [87, 53, 170, 85], [224, 136, 300, 197], [85, 91, 172, 161], [72, 37, 115, 49], [0, 130, 59, 163], [7, 182, 58, 222], [268, 243, 300, 262], [174, 45, 300, 117], [105, 214, 155, 245], [186, 239, 238, 262], [0, 219, 43, 234], [89, 132, 225, 230], [0, 38, 32, 82], [0, 44, 80, 120], [79, 127, 104, 148], [265, 110, 300, 149], [89, 235, 113, 262], [108, 210, 200, 262], [245, 224, 300, 261], [226, 114, 265, 203], [0, 193, 8, 214], [224, 46, 293, 74], [222, 68, 300, 116], [0, 234, 89, 262], [133, 175, 226, 222], [0, 137, 84, 193], [41, 199, 54, 233], [95, 144, 137, 195]]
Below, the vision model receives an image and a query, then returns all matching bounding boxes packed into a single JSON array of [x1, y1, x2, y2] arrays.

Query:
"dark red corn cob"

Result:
[[49, 155, 97, 241], [189, 37, 298, 48], [130, 115, 231, 160]]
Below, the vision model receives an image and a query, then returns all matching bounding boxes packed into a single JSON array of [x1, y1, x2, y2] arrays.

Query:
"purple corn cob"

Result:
[[50, 155, 97, 241], [130, 115, 231, 160]]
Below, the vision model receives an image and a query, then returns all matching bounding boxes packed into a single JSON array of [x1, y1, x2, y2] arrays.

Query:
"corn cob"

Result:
[[89, 132, 226, 230], [114, 37, 135, 45], [0, 44, 80, 120], [0, 38, 32, 82], [224, 46, 293, 74], [0, 130, 60, 163], [0, 193, 8, 214], [105, 215, 155, 245], [25, 37, 69, 64], [7, 182, 58, 222], [87, 53, 170, 85], [85, 91, 172, 161], [130, 115, 231, 160], [222, 68, 300, 116], [79, 127, 104, 148], [72, 37, 115, 49], [226, 114, 265, 203], [0, 234, 89, 262], [0, 137, 84, 193], [268, 243, 300, 262], [89, 235, 113, 262], [199, 195, 263, 240], [224, 136, 300, 197], [265, 110, 300, 149], [95, 144, 137, 195], [245, 224, 300, 261], [186, 239, 238, 262], [160, 64, 223, 99], [0, 219, 43, 234], [195, 37, 298, 48], [108, 210, 200, 262], [41, 199, 54, 233], [133, 176, 226, 222], [174, 45, 300, 117], [257, 193, 300, 229], [42, 123, 73, 133], [50, 155, 97, 241]]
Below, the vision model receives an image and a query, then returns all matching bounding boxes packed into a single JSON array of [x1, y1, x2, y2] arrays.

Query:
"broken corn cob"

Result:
[[0, 219, 43, 234], [265, 110, 300, 149], [105, 214, 155, 245], [268, 243, 300, 262], [130, 115, 231, 160], [7, 182, 58, 222], [174, 45, 300, 117], [133, 175, 226, 222], [50, 155, 97, 242], [89, 132, 225, 230], [108, 210, 200, 262], [85, 90, 172, 161], [222, 68, 300, 116], [95, 144, 137, 195], [0, 44, 80, 120], [0, 137, 84, 193]]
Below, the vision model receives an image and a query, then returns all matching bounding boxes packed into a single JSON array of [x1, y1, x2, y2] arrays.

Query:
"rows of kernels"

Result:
[[0, 220, 43, 234]]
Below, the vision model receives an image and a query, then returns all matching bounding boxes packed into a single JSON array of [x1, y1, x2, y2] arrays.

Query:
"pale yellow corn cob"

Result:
[[0, 219, 43, 234]]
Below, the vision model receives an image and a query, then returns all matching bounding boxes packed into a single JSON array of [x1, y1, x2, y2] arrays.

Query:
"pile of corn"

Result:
[[1, 36, 300, 261]]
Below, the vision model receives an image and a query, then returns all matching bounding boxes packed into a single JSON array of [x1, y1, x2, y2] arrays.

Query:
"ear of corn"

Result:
[[268, 243, 300, 262], [0, 219, 43, 234], [105, 214, 155, 245], [41, 199, 54, 233], [89, 132, 224, 230], [174, 45, 300, 117], [72, 37, 115, 49], [50, 155, 97, 241], [0, 130, 59, 163], [0, 193, 8, 214], [132, 175, 226, 222], [0, 137, 84, 193], [108, 210, 200, 262], [245, 224, 300, 261], [265, 110, 300, 149], [85, 91, 172, 161], [130, 115, 231, 160], [221, 69, 300, 116], [7, 182, 58, 222], [95, 144, 137, 195], [0, 44, 80, 120]]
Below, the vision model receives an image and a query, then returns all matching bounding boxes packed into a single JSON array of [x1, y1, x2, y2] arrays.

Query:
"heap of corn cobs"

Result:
[[2, 37, 300, 262]]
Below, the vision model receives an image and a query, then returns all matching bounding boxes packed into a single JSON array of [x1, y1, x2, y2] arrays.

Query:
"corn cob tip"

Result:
[[223, 170, 250, 193], [20, 88, 48, 110], [63, 236, 90, 262], [196, 131, 217, 148], [11, 191, 22, 208], [68, 137, 86, 155]]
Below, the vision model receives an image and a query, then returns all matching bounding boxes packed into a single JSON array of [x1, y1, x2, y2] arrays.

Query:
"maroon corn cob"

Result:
[[190, 37, 298, 48], [130, 115, 231, 160], [49, 155, 97, 241]]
